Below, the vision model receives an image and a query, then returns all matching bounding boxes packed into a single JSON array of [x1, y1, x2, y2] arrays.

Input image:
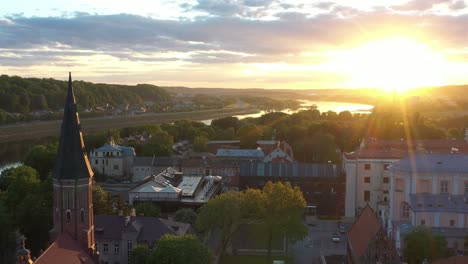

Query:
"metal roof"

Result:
[[178, 176, 202, 197], [216, 149, 264, 158], [391, 154, 468, 173], [239, 161, 339, 177]]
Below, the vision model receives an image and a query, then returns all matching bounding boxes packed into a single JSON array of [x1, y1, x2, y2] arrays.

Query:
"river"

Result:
[[200, 100, 374, 124], [0, 100, 373, 169]]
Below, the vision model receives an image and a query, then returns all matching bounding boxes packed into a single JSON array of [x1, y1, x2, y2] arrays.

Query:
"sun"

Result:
[[341, 37, 450, 93]]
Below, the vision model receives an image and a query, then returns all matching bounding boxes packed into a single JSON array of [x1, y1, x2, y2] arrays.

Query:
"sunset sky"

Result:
[[1, 0, 468, 89]]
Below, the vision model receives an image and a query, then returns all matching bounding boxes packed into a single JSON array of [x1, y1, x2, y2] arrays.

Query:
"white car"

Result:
[[331, 233, 341, 243]]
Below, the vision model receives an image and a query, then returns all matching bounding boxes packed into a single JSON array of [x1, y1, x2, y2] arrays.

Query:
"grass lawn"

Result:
[[220, 255, 294, 264]]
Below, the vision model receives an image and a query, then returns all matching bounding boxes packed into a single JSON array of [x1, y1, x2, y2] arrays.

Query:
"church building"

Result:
[[22, 73, 99, 264]]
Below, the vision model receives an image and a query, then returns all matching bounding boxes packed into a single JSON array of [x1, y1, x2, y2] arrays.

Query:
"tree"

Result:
[[193, 136, 208, 152], [93, 184, 112, 215], [24, 143, 58, 180], [134, 202, 160, 217], [0, 200, 15, 264], [253, 181, 307, 262], [404, 227, 450, 263], [197, 191, 244, 261], [150, 235, 212, 264], [142, 130, 173, 156], [174, 208, 197, 226], [130, 245, 151, 264]]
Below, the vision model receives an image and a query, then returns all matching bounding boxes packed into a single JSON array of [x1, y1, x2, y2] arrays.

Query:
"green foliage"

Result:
[[211, 116, 240, 130], [238, 123, 263, 148], [0, 165, 52, 255], [197, 191, 245, 259], [0, 200, 16, 264], [135, 202, 160, 217], [24, 143, 58, 180], [193, 136, 208, 152], [404, 227, 450, 263], [252, 182, 308, 260], [130, 245, 151, 264], [92, 185, 113, 215], [150, 234, 212, 264], [174, 208, 198, 226], [142, 130, 174, 157], [0, 74, 171, 124]]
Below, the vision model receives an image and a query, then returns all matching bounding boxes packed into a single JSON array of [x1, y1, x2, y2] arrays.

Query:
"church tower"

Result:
[[51, 72, 95, 253]]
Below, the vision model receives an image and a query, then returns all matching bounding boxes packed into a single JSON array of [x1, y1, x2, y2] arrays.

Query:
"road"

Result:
[[0, 107, 258, 143], [290, 220, 349, 264]]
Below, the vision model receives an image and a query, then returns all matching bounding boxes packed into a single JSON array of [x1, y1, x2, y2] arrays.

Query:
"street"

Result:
[[290, 220, 349, 264]]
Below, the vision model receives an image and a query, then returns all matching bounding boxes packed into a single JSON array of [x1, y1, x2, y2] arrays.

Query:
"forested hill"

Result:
[[0, 74, 171, 113]]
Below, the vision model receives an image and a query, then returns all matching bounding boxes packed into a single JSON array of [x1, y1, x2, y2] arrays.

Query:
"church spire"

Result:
[[53, 72, 93, 179]]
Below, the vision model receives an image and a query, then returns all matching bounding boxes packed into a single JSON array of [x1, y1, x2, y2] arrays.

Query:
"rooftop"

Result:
[[216, 149, 265, 158], [94, 215, 189, 245], [34, 234, 96, 264], [391, 154, 468, 173], [343, 149, 408, 160], [347, 205, 381, 260], [239, 161, 339, 177], [95, 143, 135, 157]]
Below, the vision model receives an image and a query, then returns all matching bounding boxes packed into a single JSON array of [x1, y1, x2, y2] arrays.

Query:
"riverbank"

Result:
[[0, 107, 259, 143]]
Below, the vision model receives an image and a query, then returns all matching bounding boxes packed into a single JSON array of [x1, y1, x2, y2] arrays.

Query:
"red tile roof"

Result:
[[347, 205, 381, 259], [34, 234, 95, 264], [433, 256, 468, 264]]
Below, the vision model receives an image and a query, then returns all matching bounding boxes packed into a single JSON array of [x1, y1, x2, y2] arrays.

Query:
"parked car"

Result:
[[331, 233, 341, 243], [338, 223, 346, 233]]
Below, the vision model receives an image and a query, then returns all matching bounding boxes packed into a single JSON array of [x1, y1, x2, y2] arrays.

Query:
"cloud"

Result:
[[392, 0, 467, 11], [1, 9, 468, 68]]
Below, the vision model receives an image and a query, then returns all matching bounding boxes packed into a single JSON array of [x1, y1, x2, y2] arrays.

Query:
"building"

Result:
[[344, 149, 407, 218], [389, 154, 468, 253], [128, 168, 223, 212], [94, 215, 190, 264], [257, 140, 294, 162], [216, 148, 265, 161], [132, 156, 180, 182], [89, 138, 135, 178], [34, 73, 98, 264], [238, 161, 344, 216], [347, 205, 401, 264]]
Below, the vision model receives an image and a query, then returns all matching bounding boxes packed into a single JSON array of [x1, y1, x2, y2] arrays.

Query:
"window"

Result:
[[383, 190, 389, 194], [114, 244, 119, 254], [421, 219, 425, 225], [95, 159, 98, 165], [384, 164, 390, 170], [450, 220, 455, 227], [440, 180, 448, 193], [102, 159, 105, 164], [103, 244, 108, 254], [114, 165, 119, 170], [364, 164, 371, 170], [66, 210, 71, 222], [383, 177, 389, 184], [364, 177, 371, 183], [401, 202, 410, 219], [364, 191, 370, 202], [127, 240, 133, 261], [80, 209, 85, 222]]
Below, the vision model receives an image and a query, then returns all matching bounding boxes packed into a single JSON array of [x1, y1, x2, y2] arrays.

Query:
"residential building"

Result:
[[389, 154, 468, 253], [95, 215, 190, 264], [344, 149, 407, 218], [238, 161, 344, 216], [89, 139, 135, 178], [347, 205, 401, 264], [34, 73, 98, 264]]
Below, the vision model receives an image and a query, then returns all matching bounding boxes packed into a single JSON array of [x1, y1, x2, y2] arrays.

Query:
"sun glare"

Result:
[[340, 37, 450, 93]]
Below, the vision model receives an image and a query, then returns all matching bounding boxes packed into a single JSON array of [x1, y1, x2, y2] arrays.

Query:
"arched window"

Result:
[[401, 201, 410, 219]]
